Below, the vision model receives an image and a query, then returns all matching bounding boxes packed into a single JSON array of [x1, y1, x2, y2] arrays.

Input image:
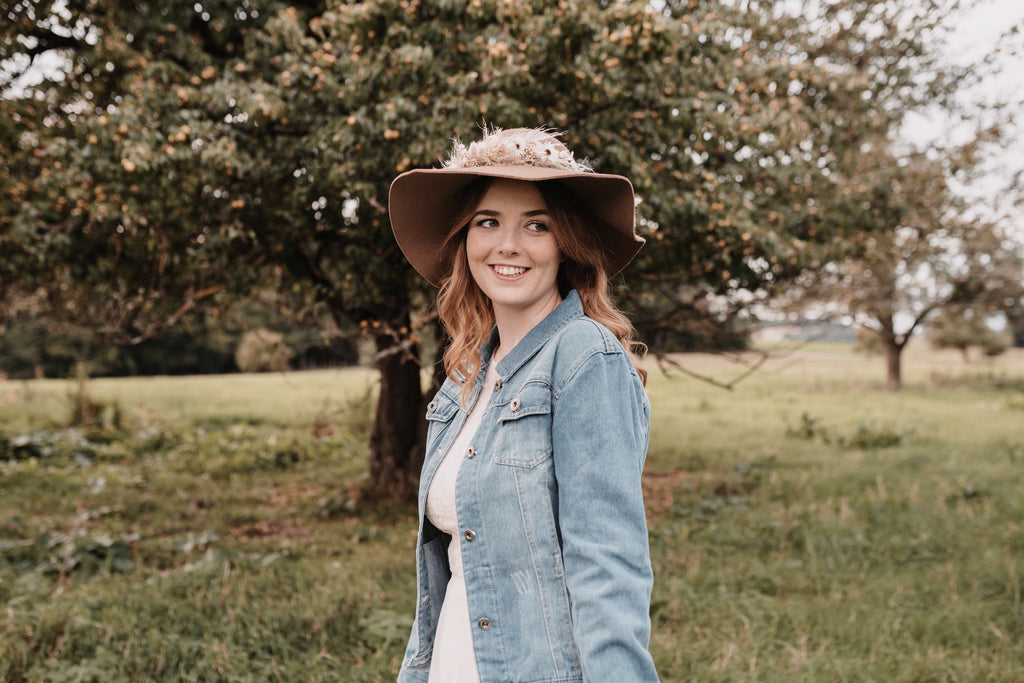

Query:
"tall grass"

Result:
[[1, 347, 1022, 680]]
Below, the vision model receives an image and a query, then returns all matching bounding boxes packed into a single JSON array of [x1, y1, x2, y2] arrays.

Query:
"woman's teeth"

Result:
[[494, 266, 527, 276]]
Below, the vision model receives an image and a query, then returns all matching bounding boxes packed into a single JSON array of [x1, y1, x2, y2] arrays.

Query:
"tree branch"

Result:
[[653, 349, 777, 390]]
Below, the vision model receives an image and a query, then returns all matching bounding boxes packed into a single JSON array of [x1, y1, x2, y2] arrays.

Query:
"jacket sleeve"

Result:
[[551, 347, 660, 682]]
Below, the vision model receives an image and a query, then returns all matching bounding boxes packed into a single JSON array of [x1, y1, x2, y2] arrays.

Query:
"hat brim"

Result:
[[389, 166, 643, 286]]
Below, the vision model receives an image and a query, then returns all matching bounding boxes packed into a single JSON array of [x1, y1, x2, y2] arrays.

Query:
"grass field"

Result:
[[1, 345, 1023, 681]]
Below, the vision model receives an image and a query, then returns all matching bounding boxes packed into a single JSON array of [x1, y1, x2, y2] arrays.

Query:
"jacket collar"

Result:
[[485, 289, 584, 382]]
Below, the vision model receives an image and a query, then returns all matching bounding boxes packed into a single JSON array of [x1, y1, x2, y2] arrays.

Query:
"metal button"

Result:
[[494, 379, 503, 391], [427, 400, 437, 412], [466, 446, 476, 459], [478, 618, 491, 630], [464, 529, 475, 542], [510, 397, 521, 412]]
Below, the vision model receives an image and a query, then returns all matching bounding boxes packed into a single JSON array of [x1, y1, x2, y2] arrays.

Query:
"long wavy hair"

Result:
[[435, 178, 647, 404]]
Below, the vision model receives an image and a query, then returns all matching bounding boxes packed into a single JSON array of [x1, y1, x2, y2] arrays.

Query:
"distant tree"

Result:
[[927, 304, 1009, 362], [779, 142, 1023, 388], [761, 0, 1024, 389]]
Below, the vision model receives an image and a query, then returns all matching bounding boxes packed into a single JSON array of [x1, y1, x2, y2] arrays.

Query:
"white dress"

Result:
[[424, 364, 497, 683]]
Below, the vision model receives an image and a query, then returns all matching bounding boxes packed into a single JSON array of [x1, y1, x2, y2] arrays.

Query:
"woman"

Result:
[[389, 127, 659, 682]]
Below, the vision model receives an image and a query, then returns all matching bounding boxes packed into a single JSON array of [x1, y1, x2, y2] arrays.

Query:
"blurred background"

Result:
[[2, 1, 1023, 680]]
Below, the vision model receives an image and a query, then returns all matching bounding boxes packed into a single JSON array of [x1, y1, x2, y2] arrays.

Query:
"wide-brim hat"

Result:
[[388, 127, 644, 286]]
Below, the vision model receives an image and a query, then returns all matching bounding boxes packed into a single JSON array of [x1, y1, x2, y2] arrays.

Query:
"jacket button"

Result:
[[494, 379, 503, 391], [466, 446, 476, 459], [478, 618, 491, 630], [464, 529, 475, 542], [427, 400, 437, 412], [510, 397, 521, 412]]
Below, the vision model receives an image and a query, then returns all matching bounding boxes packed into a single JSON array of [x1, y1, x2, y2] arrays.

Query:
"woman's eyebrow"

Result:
[[472, 208, 550, 218]]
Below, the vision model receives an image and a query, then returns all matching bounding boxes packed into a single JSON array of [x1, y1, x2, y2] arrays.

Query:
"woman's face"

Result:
[[465, 179, 562, 320]]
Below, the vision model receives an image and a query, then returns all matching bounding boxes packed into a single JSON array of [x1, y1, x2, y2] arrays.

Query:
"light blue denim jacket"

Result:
[[398, 291, 659, 682]]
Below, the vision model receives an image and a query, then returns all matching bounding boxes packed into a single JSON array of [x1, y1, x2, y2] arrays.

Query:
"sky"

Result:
[[904, 0, 1024, 230], [947, 0, 1024, 61]]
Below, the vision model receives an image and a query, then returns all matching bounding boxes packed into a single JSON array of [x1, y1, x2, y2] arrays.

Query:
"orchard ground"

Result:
[[1, 344, 1022, 681]]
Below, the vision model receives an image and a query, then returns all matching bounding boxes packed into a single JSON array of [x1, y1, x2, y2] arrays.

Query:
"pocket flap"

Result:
[[497, 385, 551, 422], [425, 395, 459, 422]]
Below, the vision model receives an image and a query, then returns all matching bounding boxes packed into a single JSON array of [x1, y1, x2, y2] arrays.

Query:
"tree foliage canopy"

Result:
[[5, 0, 951, 335], [4, 0, 1019, 494]]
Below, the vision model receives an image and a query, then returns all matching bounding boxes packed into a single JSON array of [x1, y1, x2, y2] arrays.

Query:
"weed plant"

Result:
[[1, 350, 1023, 681]]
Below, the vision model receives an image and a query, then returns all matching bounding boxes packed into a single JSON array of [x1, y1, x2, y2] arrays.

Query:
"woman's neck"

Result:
[[491, 292, 562, 363]]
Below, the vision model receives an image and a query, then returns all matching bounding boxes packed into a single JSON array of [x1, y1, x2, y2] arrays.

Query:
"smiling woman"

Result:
[[387, 127, 659, 682], [464, 180, 563, 354]]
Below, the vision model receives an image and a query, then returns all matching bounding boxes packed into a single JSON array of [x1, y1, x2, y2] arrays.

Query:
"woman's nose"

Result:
[[496, 226, 521, 255]]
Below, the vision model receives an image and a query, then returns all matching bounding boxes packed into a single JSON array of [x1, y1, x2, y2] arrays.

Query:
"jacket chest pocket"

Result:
[[493, 384, 553, 469]]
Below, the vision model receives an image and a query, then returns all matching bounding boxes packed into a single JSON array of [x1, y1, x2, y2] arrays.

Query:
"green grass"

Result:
[[2, 347, 1023, 681]]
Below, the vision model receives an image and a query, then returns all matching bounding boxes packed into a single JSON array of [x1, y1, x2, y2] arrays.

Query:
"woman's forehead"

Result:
[[475, 179, 548, 213]]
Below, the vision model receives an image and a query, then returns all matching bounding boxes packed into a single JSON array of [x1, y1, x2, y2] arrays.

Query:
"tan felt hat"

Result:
[[388, 127, 644, 286]]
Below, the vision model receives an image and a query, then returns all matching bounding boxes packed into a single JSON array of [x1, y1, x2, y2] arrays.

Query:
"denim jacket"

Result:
[[398, 291, 659, 682]]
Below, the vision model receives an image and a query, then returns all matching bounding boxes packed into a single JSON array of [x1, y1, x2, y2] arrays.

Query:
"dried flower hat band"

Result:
[[444, 126, 593, 173], [389, 127, 643, 286]]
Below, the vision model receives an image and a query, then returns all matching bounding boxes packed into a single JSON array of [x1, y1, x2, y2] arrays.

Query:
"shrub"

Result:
[[786, 413, 909, 450], [234, 328, 294, 373]]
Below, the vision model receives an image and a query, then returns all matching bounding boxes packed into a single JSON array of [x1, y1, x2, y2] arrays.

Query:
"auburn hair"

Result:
[[435, 178, 646, 404]]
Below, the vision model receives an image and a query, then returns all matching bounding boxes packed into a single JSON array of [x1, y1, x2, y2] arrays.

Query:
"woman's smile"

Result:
[[491, 264, 529, 278]]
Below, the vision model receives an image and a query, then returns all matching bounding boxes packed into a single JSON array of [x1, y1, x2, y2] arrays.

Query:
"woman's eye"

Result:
[[525, 221, 549, 233], [475, 218, 499, 229]]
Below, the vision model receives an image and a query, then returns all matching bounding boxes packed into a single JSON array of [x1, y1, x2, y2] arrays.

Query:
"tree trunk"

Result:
[[430, 320, 451, 397], [883, 337, 903, 390], [366, 331, 425, 504]]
